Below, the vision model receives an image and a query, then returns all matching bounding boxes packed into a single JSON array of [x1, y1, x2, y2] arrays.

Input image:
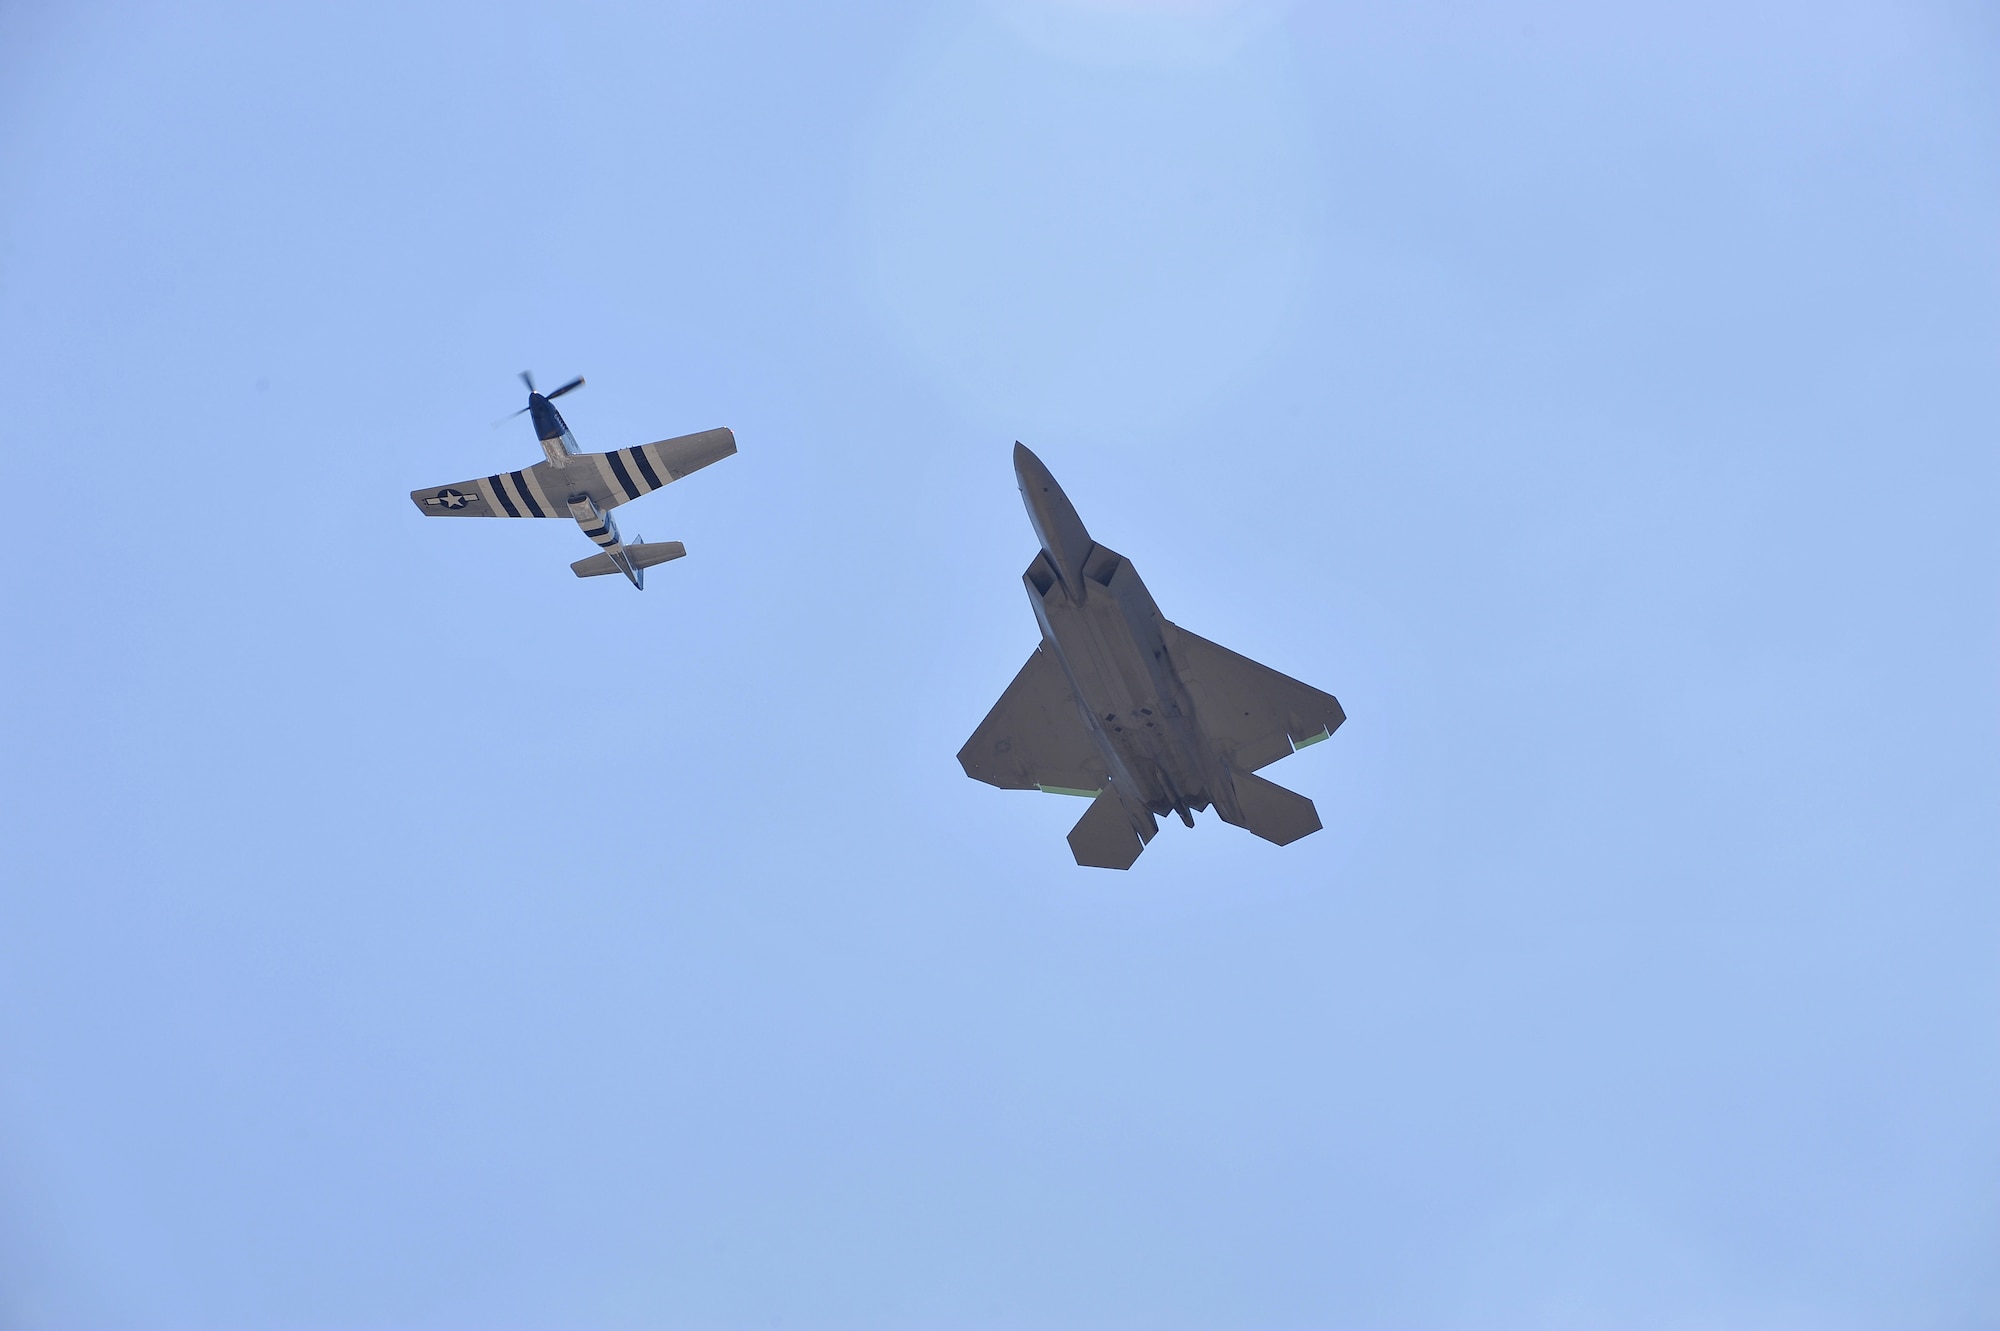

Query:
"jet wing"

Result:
[[409, 427, 736, 519], [958, 644, 1111, 794], [1165, 623, 1345, 772]]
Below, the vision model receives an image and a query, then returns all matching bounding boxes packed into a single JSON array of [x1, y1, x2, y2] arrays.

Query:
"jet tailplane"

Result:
[[1217, 766, 1322, 846], [1067, 788, 1158, 870]]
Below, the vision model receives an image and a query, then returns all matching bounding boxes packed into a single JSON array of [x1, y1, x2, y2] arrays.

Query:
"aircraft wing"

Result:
[[1166, 623, 1345, 772], [410, 473, 520, 517], [637, 427, 736, 485], [958, 644, 1111, 794], [409, 427, 736, 519]]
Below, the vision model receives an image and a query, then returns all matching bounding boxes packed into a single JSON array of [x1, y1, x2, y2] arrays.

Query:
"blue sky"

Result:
[[1, 2, 1995, 1327]]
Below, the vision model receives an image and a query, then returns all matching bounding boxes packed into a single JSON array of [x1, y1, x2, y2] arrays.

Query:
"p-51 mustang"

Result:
[[410, 373, 736, 588]]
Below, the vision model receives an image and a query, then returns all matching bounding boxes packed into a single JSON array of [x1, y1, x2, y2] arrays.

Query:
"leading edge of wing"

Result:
[[958, 643, 1109, 794]]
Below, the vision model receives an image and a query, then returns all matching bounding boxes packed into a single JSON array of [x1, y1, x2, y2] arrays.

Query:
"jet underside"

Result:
[[959, 444, 1344, 870], [1028, 543, 1211, 822]]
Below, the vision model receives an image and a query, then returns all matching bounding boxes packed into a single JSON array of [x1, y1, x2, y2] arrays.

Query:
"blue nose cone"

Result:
[[1014, 442, 1095, 598], [527, 393, 566, 442]]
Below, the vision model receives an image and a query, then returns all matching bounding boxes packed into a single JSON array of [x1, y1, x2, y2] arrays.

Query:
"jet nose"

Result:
[[1012, 439, 1038, 478], [1013, 441, 1061, 504], [1013, 441, 1094, 598]]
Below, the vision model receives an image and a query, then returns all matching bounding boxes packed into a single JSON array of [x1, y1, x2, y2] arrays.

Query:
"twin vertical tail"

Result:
[[1068, 771, 1319, 869]]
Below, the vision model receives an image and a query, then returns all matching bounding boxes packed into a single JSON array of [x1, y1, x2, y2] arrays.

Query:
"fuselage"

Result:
[[528, 393, 581, 467], [1028, 547, 1215, 826], [1014, 443, 1221, 828], [527, 390, 638, 583]]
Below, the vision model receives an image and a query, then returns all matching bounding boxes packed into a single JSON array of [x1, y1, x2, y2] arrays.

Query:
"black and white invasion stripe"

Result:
[[483, 468, 556, 518], [599, 446, 668, 504]]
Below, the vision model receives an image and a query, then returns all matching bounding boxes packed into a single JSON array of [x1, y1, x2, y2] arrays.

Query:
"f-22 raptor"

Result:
[[959, 444, 1345, 869], [410, 373, 735, 588]]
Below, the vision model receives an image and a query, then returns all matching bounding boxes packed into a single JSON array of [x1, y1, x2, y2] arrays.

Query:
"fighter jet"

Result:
[[959, 444, 1345, 869], [410, 373, 736, 588]]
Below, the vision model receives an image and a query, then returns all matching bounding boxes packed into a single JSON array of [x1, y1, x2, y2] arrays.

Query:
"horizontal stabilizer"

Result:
[[1067, 788, 1157, 870], [1218, 766, 1322, 847], [572, 541, 685, 578]]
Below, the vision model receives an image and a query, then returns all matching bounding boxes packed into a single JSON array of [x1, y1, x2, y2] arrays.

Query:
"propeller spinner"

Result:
[[545, 376, 584, 399], [509, 371, 585, 417]]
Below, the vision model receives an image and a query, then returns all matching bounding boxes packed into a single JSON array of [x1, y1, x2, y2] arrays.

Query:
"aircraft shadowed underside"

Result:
[[959, 444, 1345, 869]]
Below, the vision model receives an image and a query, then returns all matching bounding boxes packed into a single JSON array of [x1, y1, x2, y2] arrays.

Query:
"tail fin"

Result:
[[1216, 766, 1322, 846], [572, 540, 686, 583], [1067, 788, 1158, 870]]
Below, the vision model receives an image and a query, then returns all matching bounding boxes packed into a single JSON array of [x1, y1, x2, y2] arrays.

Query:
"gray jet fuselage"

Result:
[[1025, 532, 1215, 828]]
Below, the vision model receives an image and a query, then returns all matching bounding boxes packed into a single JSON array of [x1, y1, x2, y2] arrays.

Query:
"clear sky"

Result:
[[1, 2, 1995, 1327]]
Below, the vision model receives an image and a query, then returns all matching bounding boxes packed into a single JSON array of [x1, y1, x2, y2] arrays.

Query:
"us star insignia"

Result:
[[427, 488, 475, 509]]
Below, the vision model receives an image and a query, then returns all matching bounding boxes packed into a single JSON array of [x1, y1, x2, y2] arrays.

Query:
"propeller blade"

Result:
[[546, 376, 585, 400], [491, 405, 531, 428], [519, 370, 536, 393]]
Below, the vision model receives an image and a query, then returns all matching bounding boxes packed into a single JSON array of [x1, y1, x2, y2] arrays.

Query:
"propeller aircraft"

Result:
[[411, 373, 736, 589]]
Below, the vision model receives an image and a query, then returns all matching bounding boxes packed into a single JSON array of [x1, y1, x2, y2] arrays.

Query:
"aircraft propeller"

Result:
[[502, 371, 585, 419], [521, 370, 585, 400]]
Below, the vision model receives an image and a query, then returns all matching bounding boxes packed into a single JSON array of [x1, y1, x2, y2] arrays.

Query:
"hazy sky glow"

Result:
[[1, 2, 1996, 1328]]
